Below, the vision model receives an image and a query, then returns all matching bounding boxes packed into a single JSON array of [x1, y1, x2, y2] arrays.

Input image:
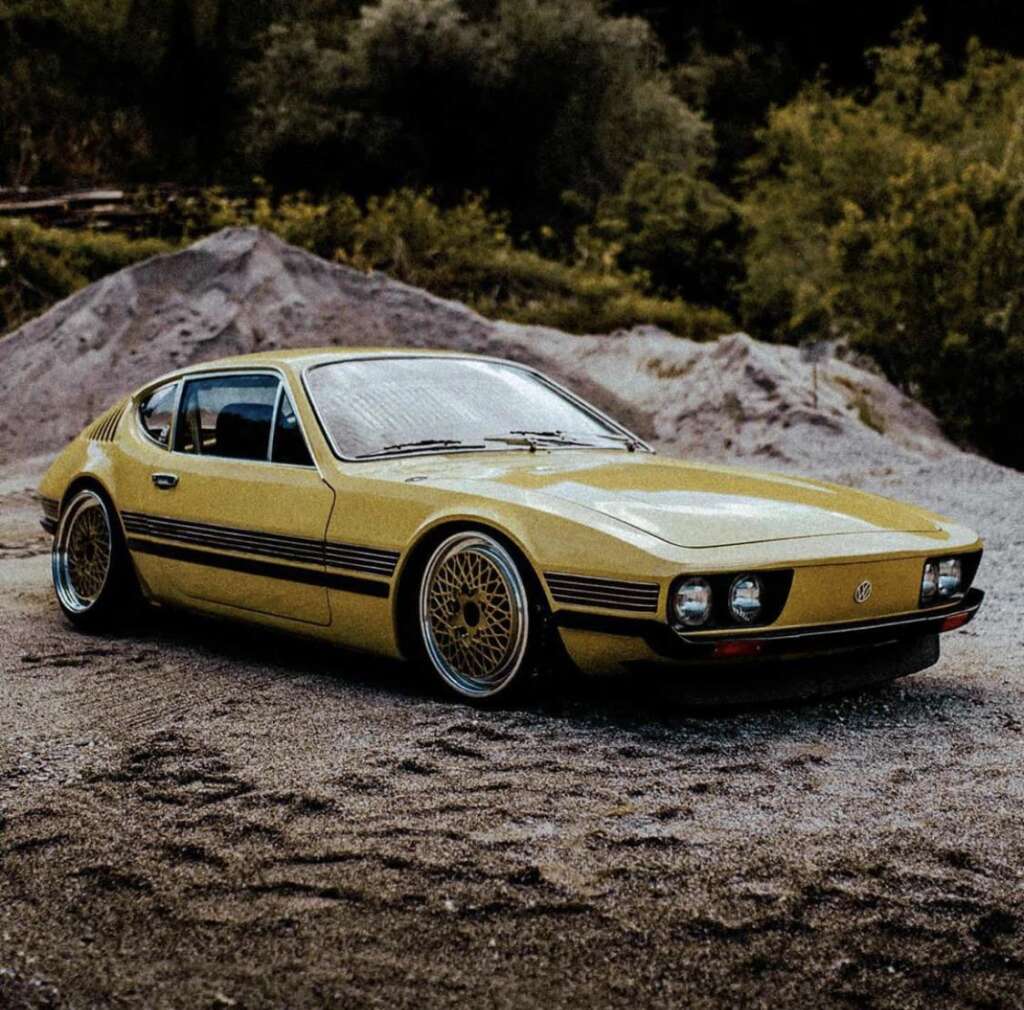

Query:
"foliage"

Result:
[[580, 161, 745, 311], [0, 218, 171, 333], [238, 0, 713, 225], [0, 188, 728, 342], [740, 24, 1024, 465], [175, 186, 729, 338]]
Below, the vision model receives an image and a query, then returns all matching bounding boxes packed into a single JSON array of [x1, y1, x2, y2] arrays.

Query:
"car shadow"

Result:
[[112, 606, 988, 743]]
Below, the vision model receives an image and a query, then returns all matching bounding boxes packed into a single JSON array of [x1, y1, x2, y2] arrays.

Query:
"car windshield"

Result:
[[304, 357, 630, 458]]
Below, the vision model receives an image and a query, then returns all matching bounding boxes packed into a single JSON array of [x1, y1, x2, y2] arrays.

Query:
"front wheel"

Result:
[[417, 531, 541, 703], [52, 487, 139, 629]]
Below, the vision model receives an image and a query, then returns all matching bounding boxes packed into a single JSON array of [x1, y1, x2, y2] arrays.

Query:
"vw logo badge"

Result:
[[854, 580, 872, 604]]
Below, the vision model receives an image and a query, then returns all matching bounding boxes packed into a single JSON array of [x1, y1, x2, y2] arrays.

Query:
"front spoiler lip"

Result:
[[553, 587, 984, 661]]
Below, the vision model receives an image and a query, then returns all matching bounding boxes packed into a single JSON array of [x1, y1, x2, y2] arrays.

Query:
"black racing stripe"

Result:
[[126, 537, 390, 598], [122, 511, 323, 551], [120, 510, 399, 576]]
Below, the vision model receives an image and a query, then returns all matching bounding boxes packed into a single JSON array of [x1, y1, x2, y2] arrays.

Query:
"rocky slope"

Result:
[[0, 227, 954, 478]]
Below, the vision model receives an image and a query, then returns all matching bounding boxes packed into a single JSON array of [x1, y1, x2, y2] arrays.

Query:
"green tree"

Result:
[[239, 0, 713, 228], [580, 160, 744, 309], [741, 22, 1024, 465]]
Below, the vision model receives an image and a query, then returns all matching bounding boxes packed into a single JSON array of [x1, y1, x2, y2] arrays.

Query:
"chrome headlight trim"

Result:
[[672, 577, 713, 628], [728, 573, 764, 624]]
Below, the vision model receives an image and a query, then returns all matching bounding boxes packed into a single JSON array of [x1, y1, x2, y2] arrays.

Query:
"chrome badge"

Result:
[[853, 580, 872, 604]]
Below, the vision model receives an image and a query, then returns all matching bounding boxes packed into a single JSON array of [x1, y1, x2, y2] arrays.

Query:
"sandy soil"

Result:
[[2, 444, 1022, 1010]]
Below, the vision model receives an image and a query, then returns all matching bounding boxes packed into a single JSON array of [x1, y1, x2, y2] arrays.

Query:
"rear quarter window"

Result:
[[138, 382, 178, 447]]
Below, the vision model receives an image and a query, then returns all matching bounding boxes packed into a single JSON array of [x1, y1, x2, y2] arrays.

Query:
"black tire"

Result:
[[52, 487, 141, 629], [415, 530, 546, 704]]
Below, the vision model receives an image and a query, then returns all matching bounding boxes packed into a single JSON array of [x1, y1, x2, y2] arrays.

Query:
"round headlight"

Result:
[[937, 557, 962, 597], [921, 560, 938, 602], [673, 577, 712, 627], [728, 574, 763, 624]]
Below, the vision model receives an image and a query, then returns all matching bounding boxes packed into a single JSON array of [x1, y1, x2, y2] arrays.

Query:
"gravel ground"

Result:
[[2, 445, 1022, 1010]]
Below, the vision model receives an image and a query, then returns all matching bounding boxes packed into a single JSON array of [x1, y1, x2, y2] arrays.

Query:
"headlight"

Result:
[[728, 574, 763, 623], [921, 557, 962, 604], [920, 561, 938, 603], [673, 577, 712, 627], [937, 557, 962, 597]]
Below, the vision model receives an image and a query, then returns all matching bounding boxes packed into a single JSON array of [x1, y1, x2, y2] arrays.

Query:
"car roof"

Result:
[[137, 347, 505, 393], [186, 347, 489, 370]]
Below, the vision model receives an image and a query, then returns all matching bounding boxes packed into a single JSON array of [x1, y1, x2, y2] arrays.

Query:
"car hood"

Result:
[[379, 451, 944, 549]]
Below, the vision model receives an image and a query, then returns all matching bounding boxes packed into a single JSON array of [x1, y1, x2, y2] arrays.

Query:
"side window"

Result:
[[272, 390, 314, 467], [139, 382, 178, 447], [175, 374, 279, 461]]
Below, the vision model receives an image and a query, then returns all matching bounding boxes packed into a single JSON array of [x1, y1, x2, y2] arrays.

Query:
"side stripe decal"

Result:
[[125, 538, 390, 598], [120, 511, 400, 577]]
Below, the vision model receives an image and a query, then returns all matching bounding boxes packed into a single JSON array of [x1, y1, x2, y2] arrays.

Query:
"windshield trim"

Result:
[[300, 353, 652, 463]]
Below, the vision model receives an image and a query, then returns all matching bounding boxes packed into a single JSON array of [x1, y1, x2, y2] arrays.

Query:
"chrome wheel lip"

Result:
[[52, 490, 112, 614], [418, 531, 530, 699]]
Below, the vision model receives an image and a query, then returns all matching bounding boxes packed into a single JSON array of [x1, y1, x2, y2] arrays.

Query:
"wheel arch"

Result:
[[391, 517, 549, 662], [58, 473, 143, 584], [60, 473, 119, 518]]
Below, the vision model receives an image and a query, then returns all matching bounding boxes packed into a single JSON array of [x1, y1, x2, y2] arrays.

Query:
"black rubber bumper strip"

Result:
[[126, 537, 390, 598], [553, 588, 984, 660]]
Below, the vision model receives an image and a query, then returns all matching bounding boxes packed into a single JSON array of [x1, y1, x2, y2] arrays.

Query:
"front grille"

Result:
[[544, 572, 660, 613]]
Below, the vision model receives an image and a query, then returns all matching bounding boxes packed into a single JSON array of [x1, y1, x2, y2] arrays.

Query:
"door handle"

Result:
[[151, 473, 179, 490]]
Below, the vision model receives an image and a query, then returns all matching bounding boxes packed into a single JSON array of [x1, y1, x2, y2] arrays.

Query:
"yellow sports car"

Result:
[[38, 349, 984, 703]]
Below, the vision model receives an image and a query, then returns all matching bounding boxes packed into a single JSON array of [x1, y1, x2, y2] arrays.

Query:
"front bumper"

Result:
[[553, 587, 984, 667]]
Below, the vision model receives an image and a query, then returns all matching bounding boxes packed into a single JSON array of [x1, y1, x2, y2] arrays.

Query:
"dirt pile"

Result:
[[0, 227, 955, 474]]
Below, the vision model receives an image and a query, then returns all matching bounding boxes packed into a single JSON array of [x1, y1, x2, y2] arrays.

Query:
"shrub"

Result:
[[0, 188, 731, 343], [579, 160, 745, 311], [0, 217, 171, 333], [740, 22, 1024, 466], [181, 186, 731, 338]]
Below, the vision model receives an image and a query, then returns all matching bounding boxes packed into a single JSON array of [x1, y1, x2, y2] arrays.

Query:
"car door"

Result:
[[125, 370, 335, 625]]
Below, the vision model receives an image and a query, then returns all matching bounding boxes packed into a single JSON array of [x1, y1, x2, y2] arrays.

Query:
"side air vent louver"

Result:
[[544, 572, 661, 613], [86, 401, 126, 442], [324, 543, 400, 576]]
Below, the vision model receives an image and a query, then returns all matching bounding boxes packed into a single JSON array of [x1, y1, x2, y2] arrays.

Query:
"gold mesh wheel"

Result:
[[418, 531, 531, 699], [53, 490, 113, 614]]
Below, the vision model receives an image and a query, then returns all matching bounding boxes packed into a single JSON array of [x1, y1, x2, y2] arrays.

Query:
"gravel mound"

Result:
[[0, 226, 963, 475]]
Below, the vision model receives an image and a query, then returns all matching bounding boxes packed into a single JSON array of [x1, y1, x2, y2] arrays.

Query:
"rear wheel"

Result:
[[52, 488, 139, 628], [417, 531, 541, 703]]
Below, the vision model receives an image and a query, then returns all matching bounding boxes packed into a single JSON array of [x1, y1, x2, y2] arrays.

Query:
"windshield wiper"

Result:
[[354, 438, 485, 459], [485, 429, 643, 452], [591, 432, 646, 453], [484, 430, 596, 452]]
